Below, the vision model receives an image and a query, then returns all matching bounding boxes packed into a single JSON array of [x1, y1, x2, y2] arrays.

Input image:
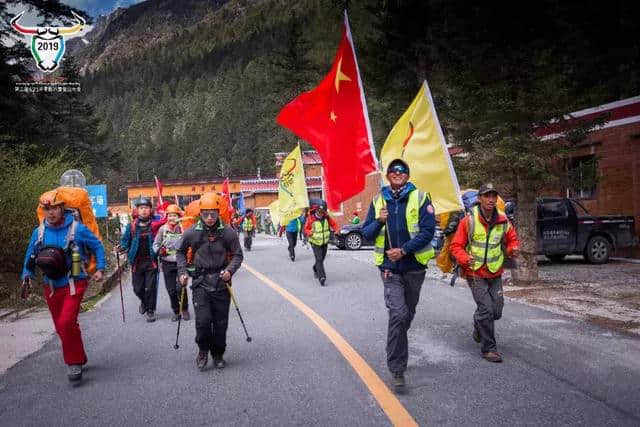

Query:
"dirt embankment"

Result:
[[503, 258, 640, 336]]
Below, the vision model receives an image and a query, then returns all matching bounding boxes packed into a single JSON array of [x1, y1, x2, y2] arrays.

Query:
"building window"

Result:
[[192, 186, 196, 192], [566, 155, 599, 199]]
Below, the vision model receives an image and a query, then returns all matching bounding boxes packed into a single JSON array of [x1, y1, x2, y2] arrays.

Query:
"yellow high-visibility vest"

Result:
[[372, 190, 435, 266], [467, 206, 508, 273], [309, 218, 330, 246]]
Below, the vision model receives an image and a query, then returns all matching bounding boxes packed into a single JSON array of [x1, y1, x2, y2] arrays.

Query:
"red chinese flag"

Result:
[[276, 12, 378, 210], [221, 177, 234, 215], [154, 175, 164, 206]]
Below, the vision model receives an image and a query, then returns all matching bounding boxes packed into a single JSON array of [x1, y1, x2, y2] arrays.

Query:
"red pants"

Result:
[[43, 280, 88, 365]]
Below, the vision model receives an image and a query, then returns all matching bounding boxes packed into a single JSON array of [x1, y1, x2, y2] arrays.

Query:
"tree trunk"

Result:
[[512, 177, 539, 284]]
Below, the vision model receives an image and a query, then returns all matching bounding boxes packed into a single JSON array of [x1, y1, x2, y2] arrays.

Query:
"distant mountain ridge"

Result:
[[70, 0, 229, 74]]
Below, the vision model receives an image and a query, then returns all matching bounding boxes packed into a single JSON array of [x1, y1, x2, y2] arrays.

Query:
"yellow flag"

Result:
[[268, 200, 281, 228], [277, 144, 309, 224], [381, 81, 463, 214]]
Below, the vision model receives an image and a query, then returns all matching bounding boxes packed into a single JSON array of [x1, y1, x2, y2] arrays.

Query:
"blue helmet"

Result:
[[135, 197, 152, 208]]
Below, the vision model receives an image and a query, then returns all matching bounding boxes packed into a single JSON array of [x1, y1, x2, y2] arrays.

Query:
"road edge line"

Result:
[[243, 263, 418, 427]]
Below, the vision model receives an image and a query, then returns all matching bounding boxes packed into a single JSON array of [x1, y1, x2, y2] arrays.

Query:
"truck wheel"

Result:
[[345, 232, 363, 250], [585, 236, 611, 264], [546, 254, 566, 263]]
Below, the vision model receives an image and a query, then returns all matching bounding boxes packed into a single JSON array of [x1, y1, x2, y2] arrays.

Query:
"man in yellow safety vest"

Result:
[[361, 159, 436, 393], [450, 183, 520, 363], [303, 199, 339, 286]]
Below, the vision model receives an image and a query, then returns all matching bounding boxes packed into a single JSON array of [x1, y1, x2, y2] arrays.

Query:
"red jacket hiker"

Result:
[[449, 209, 519, 279]]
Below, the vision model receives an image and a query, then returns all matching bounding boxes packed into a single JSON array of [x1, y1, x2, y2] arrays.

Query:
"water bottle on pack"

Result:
[[71, 245, 82, 276]]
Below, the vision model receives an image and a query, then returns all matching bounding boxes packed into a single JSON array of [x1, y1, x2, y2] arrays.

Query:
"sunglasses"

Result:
[[201, 211, 219, 218], [388, 165, 409, 175]]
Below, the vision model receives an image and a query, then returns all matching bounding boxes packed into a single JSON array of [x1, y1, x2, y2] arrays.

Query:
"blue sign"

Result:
[[87, 185, 108, 218]]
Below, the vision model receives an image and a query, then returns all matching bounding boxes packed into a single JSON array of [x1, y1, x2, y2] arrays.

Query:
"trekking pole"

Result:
[[115, 249, 125, 322], [225, 281, 252, 342], [173, 286, 186, 349]]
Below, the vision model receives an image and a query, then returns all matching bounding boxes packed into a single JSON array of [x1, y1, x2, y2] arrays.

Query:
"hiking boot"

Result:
[[392, 373, 405, 393], [181, 310, 190, 321], [196, 351, 208, 371], [139, 303, 146, 315], [472, 328, 481, 343], [146, 311, 156, 322], [171, 313, 180, 322], [319, 277, 326, 286], [213, 355, 226, 369], [482, 351, 503, 363], [67, 364, 82, 383]]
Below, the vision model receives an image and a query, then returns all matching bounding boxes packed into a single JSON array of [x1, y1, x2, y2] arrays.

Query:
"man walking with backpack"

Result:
[[303, 199, 339, 286], [242, 209, 257, 251], [176, 193, 243, 371], [21, 190, 105, 383], [118, 197, 160, 322], [361, 159, 436, 393], [450, 184, 519, 363]]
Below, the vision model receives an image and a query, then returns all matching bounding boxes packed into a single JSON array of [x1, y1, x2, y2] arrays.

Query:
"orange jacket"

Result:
[[450, 209, 519, 279]]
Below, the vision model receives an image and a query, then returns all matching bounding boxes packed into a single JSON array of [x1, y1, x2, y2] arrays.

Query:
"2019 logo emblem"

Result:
[[11, 11, 85, 73]]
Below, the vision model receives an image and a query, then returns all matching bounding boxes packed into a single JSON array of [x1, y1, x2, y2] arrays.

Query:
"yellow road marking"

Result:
[[243, 263, 418, 427]]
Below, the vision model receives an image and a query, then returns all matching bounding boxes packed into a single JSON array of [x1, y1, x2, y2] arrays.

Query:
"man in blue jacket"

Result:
[[285, 213, 305, 261], [22, 190, 105, 383], [362, 158, 436, 393], [119, 197, 159, 322]]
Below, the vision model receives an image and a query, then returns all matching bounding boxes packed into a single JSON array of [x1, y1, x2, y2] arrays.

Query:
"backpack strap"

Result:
[[64, 220, 78, 251], [38, 220, 80, 296], [36, 222, 45, 250]]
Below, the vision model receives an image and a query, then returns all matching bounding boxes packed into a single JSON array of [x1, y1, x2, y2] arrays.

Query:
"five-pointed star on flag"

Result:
[[334, 56, 351, 93], [329, 55, 352, 123]]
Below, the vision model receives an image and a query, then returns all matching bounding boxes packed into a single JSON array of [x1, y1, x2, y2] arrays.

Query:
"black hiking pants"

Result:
[[244, 230, 254, 250], [286, 231, 298, 258], [193, 286, 231, 356], [311, 244, 328, 280], [132, 258, 158, 312], [161, 261, 188, 314]]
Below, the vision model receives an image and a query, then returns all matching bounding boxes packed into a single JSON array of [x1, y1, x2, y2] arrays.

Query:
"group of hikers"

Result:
[[20, 157, 518, 393]]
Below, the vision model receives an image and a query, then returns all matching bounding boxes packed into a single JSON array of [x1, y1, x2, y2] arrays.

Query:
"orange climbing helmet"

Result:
[[39, 190, 65, 208], [166, 204, 182, 215], [199, 192, 222, 210]]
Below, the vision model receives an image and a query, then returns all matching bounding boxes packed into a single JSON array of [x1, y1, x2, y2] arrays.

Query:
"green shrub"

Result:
[[0, 150, 80, 275]]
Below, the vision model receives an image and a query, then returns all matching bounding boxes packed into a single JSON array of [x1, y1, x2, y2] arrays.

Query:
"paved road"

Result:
[[1, 235, 639, 426]]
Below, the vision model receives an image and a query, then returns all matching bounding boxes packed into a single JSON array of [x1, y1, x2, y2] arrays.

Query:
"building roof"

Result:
[[536, 95, 640, 141], [274, 150, 322, 166], [124, 175, 257, 188], [241, 176, 323, 194]]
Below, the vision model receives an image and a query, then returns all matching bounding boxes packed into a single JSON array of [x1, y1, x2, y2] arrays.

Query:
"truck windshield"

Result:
[[540, 200, 568, 219]]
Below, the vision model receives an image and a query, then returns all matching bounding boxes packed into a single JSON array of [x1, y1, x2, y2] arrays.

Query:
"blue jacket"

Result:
[[362, 183, 436, 273], [22, 213, 106, 287], [286, 217, 303, 233], [120, 219, 157, 265]]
